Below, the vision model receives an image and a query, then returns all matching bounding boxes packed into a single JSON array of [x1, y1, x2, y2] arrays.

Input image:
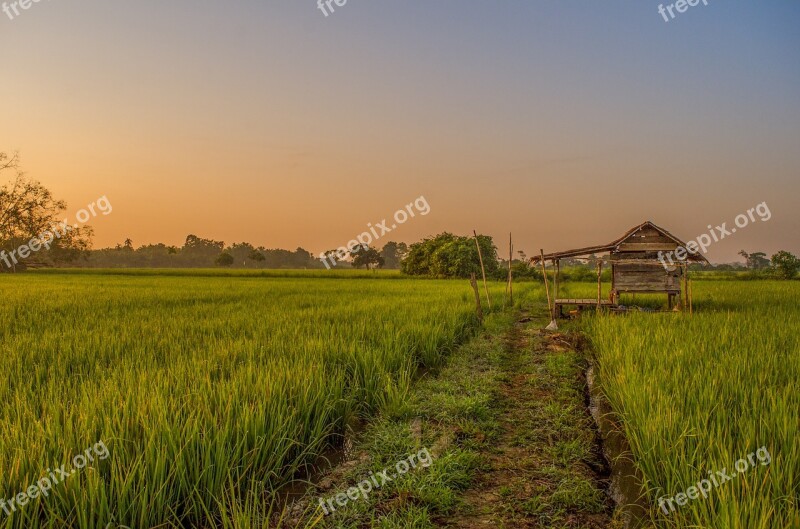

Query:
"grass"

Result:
[[0, 271, 505, 528], [5, 267, 795, 528], [302, 293, 617, 529], [583, 281, 800, 528], [297, 311, 512, 529]]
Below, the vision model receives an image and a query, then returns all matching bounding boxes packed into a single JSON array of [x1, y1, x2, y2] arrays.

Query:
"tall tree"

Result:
[[350, 244, 384, 269], [0, 152, 93, 271], [380, 241, 408, 269], [182, 235, 224, 266], [739, 250, 770, 270]]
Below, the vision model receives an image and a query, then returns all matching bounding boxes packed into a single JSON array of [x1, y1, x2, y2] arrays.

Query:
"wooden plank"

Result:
[[625, 233, 675, 244], [615, 288, 680, 294], [613, 268, 670, 278], [632, 227, 662, 237], [553, 299, 615, 304], [635, 236, 676, 244], [618, 243, 679, 252], [611, 258, 673, 265], [615, 263, 672, 272], [615, 273, 675, 281], [532, 243, 615, 263], [614, 269, 659, 277], [611, 252, 667, 261], [614, 275, 677, 289], [555, 299, 614, 305]]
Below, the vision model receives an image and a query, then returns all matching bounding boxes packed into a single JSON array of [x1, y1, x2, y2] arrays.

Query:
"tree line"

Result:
[[2, 151, 798, 278], [86, 237, 410, 270]]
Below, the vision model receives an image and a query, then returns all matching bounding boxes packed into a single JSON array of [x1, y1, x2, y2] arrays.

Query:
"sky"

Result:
[[1, 1, 799, 263]]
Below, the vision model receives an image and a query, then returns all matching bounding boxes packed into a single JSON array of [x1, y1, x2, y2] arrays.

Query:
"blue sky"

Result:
[[1, 1, 798, 260]]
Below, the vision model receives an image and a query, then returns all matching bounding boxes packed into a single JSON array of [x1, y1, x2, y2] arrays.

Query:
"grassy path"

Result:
[[293, 307, 620, 529], [441, 310, 615, 529]]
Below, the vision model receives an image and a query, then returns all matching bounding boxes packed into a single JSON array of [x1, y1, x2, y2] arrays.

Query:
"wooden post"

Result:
[[597, 261, 602, 311], [507, 233, 513, 306], [610, 261, 617, 304], [689, 278, 694, 315], [470, 273, 483, 323], [540, 250, 554, 320], [473, 230, 491, 309], [554, 259, 560, 300], [682, 263, 689, 311]]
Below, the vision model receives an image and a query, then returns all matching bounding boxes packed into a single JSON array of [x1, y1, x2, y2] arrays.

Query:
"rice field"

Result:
[[584, 281, 800, 528], [0, 271, 492, 529], [3, 269, 796, 529]]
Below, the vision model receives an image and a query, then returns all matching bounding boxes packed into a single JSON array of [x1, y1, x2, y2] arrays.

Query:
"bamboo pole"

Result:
[[540, 249, 553, 320], [473, 230, 491, 308], [507, 233, 513, 306], [470, 273, 483, 323]]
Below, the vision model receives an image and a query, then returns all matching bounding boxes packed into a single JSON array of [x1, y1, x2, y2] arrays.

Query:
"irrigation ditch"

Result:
[[585, 364, 650, 528], [534, 315, 655, 528], [566, 326, 652, 528]]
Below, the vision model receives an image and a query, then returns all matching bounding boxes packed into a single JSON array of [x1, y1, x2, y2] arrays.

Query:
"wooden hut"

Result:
[[531, 221, 708, 314]]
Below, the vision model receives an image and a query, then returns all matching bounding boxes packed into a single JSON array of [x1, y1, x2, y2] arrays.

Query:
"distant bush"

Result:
[[490, 261, 541, 281], [772, 250, 800, 280], [402, 232, 498, 278], [215, 252, 234, 267], [561, 266, 595, 282], [548, 266, 612, 283]]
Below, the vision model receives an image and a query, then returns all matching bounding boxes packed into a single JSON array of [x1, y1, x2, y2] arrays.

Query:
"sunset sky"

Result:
[[1, 1, 798, 262]]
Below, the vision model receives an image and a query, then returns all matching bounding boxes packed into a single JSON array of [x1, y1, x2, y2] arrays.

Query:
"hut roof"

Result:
[[531, 221, 710, 264]]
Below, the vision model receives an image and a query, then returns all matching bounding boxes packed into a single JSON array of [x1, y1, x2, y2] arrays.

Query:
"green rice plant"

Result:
[[584, 281, 800, 529], [0, 271, 505, 528]]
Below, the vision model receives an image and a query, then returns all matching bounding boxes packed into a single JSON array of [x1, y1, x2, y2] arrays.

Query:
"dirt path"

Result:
[[440, 312, 618, 529], [287, 309, 621, 529]]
